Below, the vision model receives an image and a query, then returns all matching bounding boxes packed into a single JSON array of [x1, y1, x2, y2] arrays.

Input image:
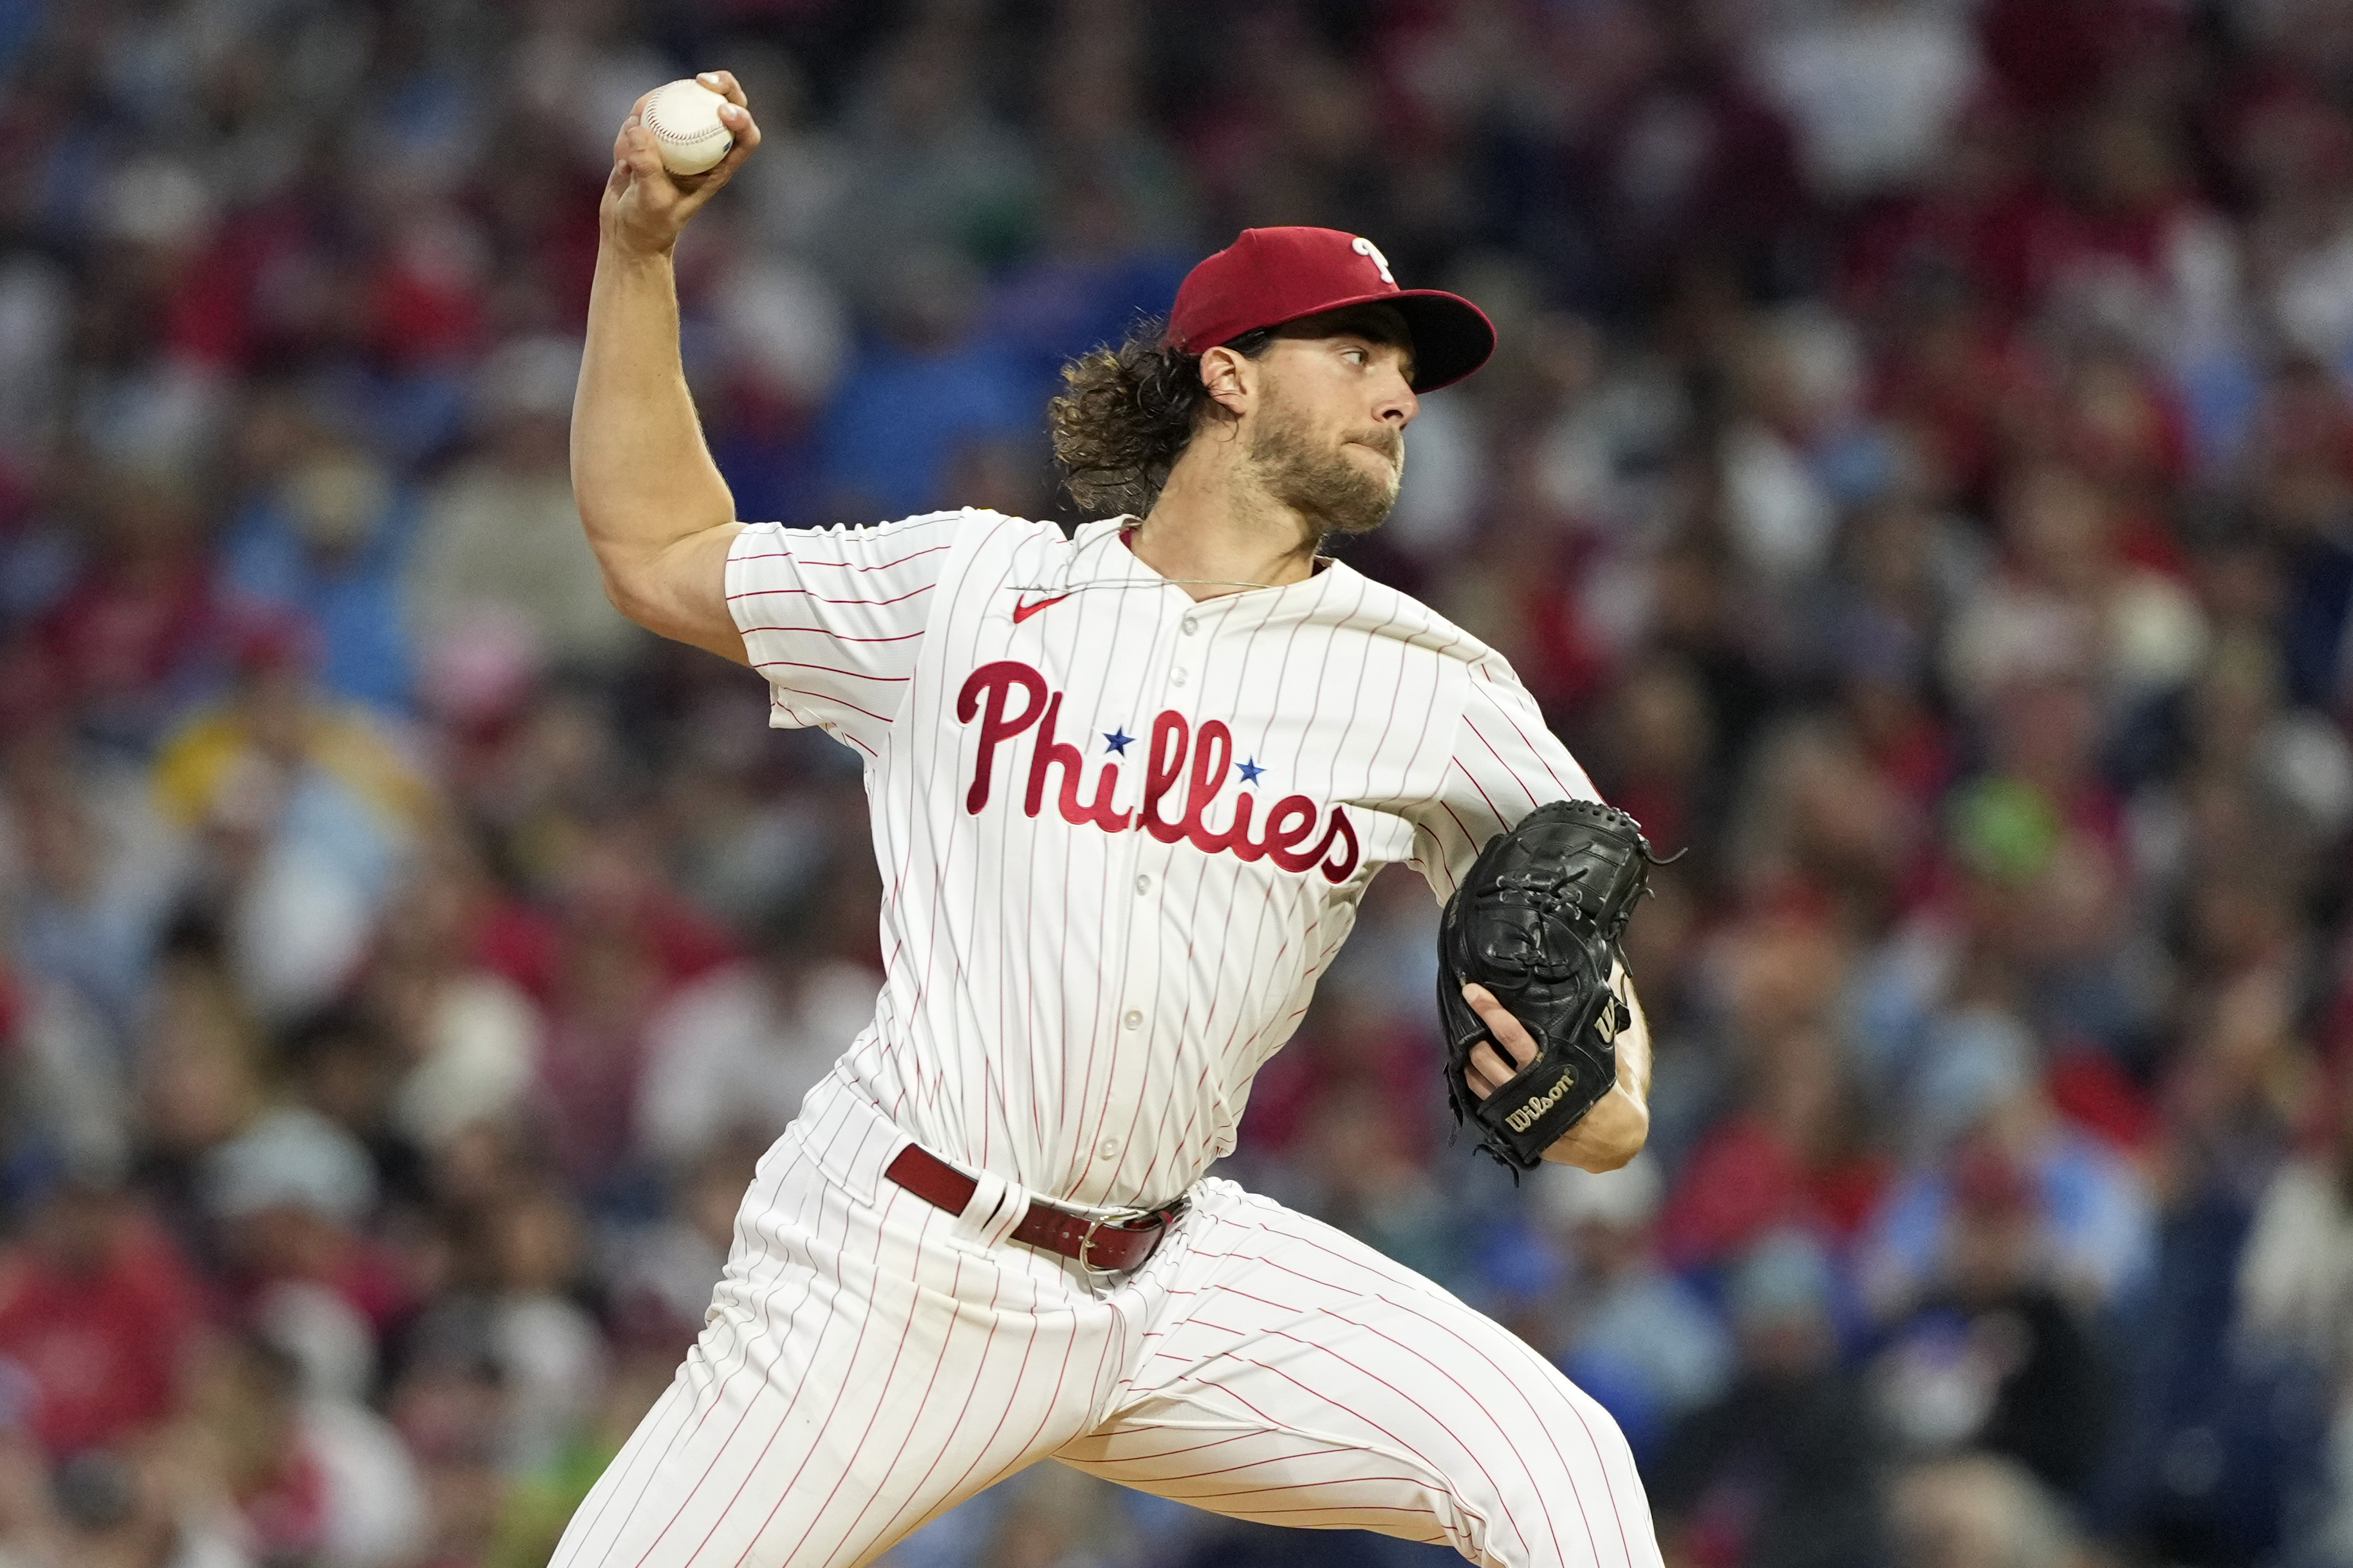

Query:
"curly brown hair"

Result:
[[1047, 318, 1272, 515]]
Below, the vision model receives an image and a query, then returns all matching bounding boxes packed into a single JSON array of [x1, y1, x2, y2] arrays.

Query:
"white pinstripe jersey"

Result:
[[727, 511, 1599, 1212]]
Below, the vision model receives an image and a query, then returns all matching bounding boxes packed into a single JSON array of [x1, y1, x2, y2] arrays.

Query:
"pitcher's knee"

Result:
[[1440, 1392, 1659, 1565]]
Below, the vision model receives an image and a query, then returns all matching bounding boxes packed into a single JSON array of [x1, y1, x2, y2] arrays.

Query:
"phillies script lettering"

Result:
[[958, 660, 1361, 883]]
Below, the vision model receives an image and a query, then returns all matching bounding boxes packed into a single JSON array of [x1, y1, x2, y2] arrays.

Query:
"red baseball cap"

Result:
[[1166, 227, 1496, 392]]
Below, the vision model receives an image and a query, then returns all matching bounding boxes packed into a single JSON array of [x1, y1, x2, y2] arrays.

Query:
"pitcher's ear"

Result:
[[1198, 344, 1252, 412]]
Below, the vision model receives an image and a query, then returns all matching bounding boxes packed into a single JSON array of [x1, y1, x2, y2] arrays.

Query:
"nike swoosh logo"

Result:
[[1013, 593, 1073, 625]]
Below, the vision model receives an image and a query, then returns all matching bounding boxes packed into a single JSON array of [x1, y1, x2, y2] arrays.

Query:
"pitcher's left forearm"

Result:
[[1540, 966, 1650, 1171]]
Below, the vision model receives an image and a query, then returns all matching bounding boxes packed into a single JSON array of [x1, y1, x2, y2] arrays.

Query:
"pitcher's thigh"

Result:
[[549, 1175, 1099, 1568], [1058, 1189, 1662, 1568]]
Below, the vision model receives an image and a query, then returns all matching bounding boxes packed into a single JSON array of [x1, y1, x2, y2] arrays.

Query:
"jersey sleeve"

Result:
[[725, 512, 965, 757], [1402, 653, 1602, 903]]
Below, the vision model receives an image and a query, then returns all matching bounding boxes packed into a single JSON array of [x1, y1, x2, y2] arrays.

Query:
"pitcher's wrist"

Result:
[[600, 218, 678, 262]]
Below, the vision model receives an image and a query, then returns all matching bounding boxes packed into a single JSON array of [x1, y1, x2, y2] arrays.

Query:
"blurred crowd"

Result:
[[5, 0, 2353, 1565]]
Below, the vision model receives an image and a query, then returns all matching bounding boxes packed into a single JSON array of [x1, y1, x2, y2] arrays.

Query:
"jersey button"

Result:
[[1122, 1009, 1144, 1031], [1135, 874, 1151, 894], [1181, 616, 1198, 635], [1171, 669, 1189, 687], [1096, 1136, 1120, 1161]]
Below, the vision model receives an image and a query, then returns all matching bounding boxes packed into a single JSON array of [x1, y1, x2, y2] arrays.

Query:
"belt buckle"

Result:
[[1075, 1201, 1179, 1282], [1075, 1214, 1117, 1282]]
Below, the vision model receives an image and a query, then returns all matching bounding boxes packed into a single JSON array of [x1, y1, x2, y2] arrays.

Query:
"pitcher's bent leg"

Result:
[[1058, 1182, 1663, 1568]]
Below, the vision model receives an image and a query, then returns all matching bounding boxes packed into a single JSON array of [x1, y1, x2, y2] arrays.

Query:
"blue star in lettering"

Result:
[[1104, 728, 1133, 755], [1237, 757, 1267, 785]]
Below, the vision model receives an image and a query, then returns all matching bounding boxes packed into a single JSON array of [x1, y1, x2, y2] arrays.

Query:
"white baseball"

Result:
[[643, 78, 734, 176]]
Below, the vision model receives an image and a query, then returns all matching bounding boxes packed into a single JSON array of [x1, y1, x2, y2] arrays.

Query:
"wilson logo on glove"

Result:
[[1503, 1074, 1577, 1134]]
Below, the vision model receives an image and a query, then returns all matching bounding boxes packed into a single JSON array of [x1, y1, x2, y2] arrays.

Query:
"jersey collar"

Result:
[[1070, 516, 1353, 613]]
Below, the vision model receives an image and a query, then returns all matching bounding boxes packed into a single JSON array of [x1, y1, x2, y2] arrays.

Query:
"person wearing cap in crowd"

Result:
[[551, 73, 1660, 1568]]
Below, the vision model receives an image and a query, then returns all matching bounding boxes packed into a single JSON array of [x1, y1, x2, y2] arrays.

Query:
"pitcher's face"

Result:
[[1238, 309, 1418, 537]]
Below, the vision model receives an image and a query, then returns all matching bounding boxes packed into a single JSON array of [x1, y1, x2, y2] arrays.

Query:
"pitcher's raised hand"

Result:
[[602, 69, 761, 257]]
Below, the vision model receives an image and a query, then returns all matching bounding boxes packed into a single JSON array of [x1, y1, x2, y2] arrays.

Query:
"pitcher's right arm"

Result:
[[572, 71, 762, 664]]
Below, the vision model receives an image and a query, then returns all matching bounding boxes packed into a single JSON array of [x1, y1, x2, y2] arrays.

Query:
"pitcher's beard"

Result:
[[1245, 405, 1402, 539]]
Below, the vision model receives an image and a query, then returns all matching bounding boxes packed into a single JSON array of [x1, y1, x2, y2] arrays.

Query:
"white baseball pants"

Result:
[[549, 1070, 1662, 1568]]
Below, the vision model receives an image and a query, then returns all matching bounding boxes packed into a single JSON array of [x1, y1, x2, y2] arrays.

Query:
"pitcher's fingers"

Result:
[[695, 69, 746, 107], [611, 96, 655, 161], [1466, 1041, 1517, 1099], [670, 103, 758, 196], [723, 99, 761, 153], [707, 101, 760, 174], [1461, 984, 1539, 1068], [617, 118, 669, 183]]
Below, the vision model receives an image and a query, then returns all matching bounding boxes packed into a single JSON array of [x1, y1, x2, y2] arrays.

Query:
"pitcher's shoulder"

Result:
[[888, 508, 1068, 584], [1322, 567, 1507, 670], [951, 510, 1083, 560]]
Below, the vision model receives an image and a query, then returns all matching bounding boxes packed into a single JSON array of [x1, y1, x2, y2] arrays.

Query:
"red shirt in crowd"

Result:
[[0, 1202, 203, 1455]]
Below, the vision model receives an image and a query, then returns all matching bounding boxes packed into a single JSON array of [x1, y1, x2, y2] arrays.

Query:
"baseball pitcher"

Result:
[[554, 72, 1665, 1568]]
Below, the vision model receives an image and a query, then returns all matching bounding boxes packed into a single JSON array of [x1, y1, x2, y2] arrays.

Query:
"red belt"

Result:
[[883, 1143, 1184, 1273]]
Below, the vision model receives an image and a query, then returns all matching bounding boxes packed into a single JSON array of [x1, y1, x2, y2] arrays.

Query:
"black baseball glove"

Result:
[[1437, 799, 1666, 1172]]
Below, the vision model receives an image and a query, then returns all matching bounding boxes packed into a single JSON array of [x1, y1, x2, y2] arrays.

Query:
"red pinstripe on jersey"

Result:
[[750, 661, 908, 682], [727, 582, 936, 608]]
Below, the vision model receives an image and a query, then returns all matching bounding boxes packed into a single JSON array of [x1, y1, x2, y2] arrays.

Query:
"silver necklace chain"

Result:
[[1010, 575, 1309, 595], [1010, 524, 1325, 596]]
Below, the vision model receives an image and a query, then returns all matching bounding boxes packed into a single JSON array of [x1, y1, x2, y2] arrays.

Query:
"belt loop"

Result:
[[956, 1169, 1030, 1251]]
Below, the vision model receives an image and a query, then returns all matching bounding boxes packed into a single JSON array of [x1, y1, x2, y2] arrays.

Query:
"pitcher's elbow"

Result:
[[591, 547, 665, 632]]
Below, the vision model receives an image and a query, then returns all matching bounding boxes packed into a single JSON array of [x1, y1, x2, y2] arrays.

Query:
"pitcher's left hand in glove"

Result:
[[1437, 799, 1664, 1173]]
